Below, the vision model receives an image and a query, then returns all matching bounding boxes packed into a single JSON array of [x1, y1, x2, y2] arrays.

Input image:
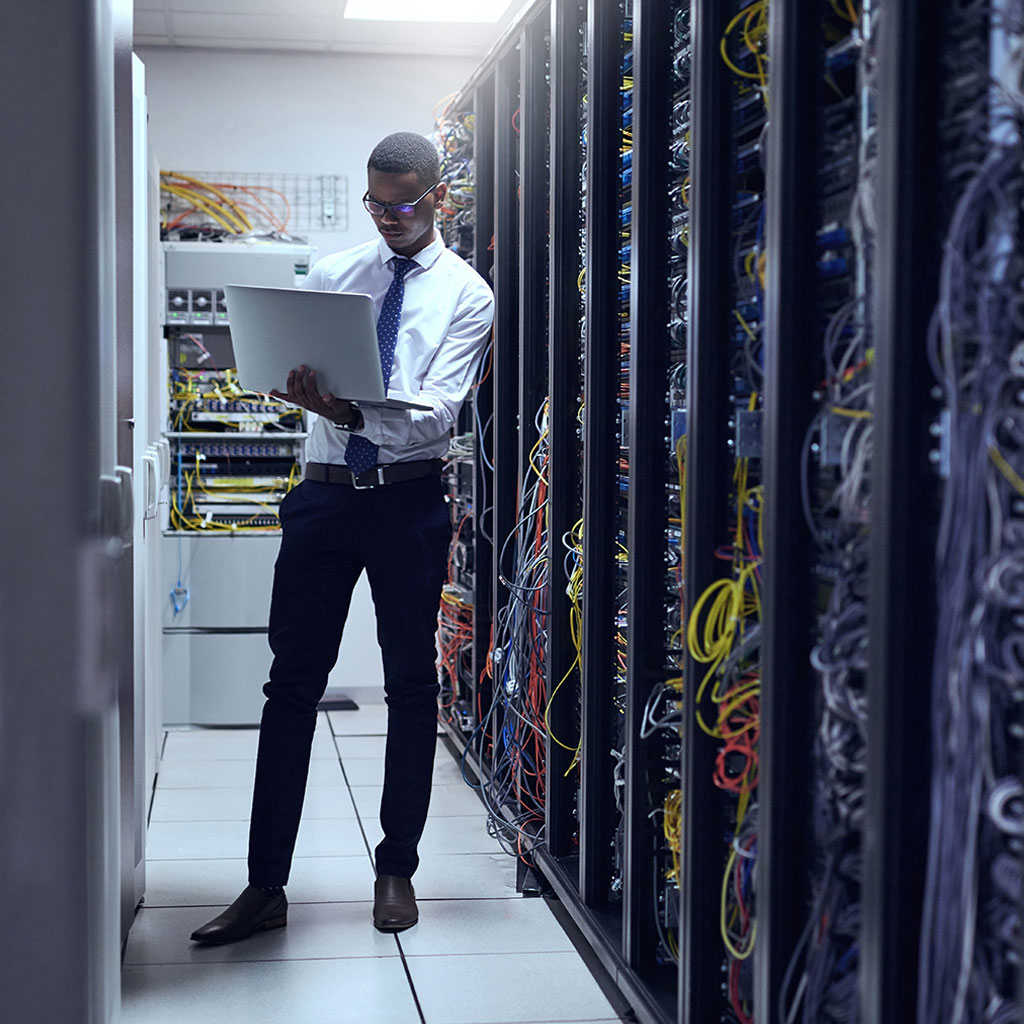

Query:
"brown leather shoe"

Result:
[[373, 874, 418, 932], [190, 885, 287, 945]]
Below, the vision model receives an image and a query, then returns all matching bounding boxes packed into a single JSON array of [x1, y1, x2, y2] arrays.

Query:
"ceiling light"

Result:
[[343, 0, 515, 23]]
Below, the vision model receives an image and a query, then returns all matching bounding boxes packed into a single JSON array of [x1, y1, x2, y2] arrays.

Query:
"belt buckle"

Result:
[[351, 467, 386, 490]]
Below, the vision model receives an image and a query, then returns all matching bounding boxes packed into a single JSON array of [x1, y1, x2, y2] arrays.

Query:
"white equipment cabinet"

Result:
[[162, 534, 278, 725], [160, 240, 310, 726]]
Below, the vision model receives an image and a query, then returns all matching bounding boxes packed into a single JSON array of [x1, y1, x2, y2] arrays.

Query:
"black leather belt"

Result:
[[304, 459, 443, 489]]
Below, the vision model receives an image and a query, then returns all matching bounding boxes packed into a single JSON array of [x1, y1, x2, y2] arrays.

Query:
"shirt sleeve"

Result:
[[357, 279, 495, 449], [302, 261, 326, 291]]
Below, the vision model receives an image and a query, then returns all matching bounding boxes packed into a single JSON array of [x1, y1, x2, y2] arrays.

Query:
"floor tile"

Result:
[[149, 785, 357, 823], [141, 856, 376, 908], [327, 704, 446, 737], [146, 818, 370, 861], [327, 705, 389, 736], [161, 729, 260, 761], [406, 951, 618, 1024], [157, 757, 344, 789], [124, 902, 398, 966], [122, 958, 419, 1024], [340, 758, 383, 786], [405, 852, 518, 900], [335, 734, 388, 759], [430, 756, 467, 785], [342, 753, 465, 787], [161, 725, 337, 762], [362, 815, 502, 856], [398, 897, 574, 957], [350, 783, 485, 819]]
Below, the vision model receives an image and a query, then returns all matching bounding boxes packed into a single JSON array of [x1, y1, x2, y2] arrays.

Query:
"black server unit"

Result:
[[865, 2, 1024, 1023], [761, 4, 871, 1022]]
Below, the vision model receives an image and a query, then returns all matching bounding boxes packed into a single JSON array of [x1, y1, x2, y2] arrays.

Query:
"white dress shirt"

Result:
[[302, 233, 494, 465]]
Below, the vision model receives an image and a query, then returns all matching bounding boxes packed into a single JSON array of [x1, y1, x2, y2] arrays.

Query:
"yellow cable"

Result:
[[990, 446, 1024, 498], [161, 182, 236, 232], [162, 171, 253, 232], [830, 405, 872, 419], [734, 309, 758, 342], [161, 183, 240, 234], [528, 409, 550, 483], [544, 519, 584, 758], [664, 790, 682, 882], [720, 845, 757, 960], [720, 2, 768, 82]]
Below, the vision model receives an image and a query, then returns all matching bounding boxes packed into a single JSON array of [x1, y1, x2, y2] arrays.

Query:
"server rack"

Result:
[[436, 93, 486, 734], [681, 2, 752, 1021], [435, 2, 1024, 1022]]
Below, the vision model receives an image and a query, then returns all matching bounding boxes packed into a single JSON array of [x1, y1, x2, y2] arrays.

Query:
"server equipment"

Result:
[[434, 1, 1024, 1021], [159, 240, 313, 725]]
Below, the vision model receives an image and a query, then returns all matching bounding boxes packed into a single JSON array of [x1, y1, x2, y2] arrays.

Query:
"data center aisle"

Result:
[[121, 705, 623, 1024]]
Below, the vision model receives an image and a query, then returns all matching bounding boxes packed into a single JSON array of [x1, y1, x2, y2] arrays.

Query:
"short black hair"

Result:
[[367, 132, 441, 187]]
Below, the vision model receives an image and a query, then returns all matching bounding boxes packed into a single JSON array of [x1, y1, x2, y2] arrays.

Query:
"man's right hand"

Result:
[[270, 365, 358, 427]]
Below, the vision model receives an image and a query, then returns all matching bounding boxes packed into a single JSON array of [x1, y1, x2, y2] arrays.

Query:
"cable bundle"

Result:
[[469, 401, 553, 861], [437, 512, 475, 724], [169, 453, 296, 533], [160, 171, 292, 239], [433, 98, 476, 260], [169, 364, 301, 434], [918, 5, 1024, 1016], [688, 449, 763, 1024]]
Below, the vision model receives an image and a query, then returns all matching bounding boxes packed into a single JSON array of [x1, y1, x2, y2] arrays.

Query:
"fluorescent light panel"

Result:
[[343, 0, 514, 23]]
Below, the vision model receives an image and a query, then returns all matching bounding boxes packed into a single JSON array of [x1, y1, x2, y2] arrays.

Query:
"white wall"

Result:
[[136, 46, 481, 258]]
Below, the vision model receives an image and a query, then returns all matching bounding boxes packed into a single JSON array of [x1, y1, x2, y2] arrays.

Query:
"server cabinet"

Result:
[[1, 1, 125, 1019], [158, 241, 312, 726], [435, 2, 1024, 1022]]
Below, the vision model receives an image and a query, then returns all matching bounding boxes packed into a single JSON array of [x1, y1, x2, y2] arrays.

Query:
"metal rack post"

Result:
[[472, 74, 497, 718], [681, 1, 735, 1019], [624, 0, 673, 979], [545, 0, 586, 861], [492, 50, 523, 735], [519, 12, 551, 487], [580, 0, 624, 911], [861, 0, 940, 1018], [756, 2, 820, 1017]]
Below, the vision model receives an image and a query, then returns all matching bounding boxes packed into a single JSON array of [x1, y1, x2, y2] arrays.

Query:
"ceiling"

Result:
[[134, 0, 532, 58]]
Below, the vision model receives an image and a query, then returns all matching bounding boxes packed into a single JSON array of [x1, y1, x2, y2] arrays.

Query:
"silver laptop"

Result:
[[223, 284, 431, 410]]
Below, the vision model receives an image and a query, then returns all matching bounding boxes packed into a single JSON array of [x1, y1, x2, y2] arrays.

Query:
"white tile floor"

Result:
[[122, 705, 624, 1024]]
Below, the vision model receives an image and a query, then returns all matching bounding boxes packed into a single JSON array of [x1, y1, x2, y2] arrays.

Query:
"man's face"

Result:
[[365, 168, 447, 257]]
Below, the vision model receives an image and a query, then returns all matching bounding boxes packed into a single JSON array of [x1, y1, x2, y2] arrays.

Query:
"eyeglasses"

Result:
[[362, 183, 439, 219]]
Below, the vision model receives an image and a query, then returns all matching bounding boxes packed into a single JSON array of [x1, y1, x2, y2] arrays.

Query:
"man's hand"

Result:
[[270, 365, 356, 426]]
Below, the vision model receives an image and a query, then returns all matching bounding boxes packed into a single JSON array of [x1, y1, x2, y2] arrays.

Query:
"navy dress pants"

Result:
[[246, 473, 451, 886]]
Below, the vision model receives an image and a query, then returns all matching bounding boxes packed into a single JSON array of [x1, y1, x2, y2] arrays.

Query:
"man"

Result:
[[190, 132, 494, 943]]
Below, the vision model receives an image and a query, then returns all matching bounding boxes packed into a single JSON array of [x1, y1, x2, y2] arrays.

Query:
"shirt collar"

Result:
[[376, 231, 444, 271]]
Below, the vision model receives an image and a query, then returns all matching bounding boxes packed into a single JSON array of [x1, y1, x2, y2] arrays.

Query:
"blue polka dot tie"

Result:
[[344, 256, 414, 475]]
